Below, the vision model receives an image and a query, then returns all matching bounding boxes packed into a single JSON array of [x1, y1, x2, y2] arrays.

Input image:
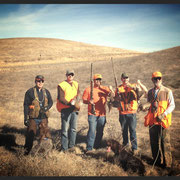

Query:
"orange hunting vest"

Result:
[[56, 80, 78, 112], [144, 86, 172, 129], [117, 84, 138, 114]]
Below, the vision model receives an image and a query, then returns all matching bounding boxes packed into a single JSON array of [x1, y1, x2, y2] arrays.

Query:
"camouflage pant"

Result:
[[149, 125, 172, 168]]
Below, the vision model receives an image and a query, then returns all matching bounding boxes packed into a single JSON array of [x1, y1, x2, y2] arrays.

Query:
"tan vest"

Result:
[[29, 87, 49, 118], [144, 85, 172, 128]]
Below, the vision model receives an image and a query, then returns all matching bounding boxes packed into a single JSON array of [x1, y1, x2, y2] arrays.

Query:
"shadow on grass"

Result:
[[0, 124, 106, 156], [0, 125, 62, 153], [0, 124, 88, 153], [0, 133, 22, 153]]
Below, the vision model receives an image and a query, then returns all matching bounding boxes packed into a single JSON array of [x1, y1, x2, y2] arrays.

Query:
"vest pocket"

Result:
[[29, 100, 40, 118]]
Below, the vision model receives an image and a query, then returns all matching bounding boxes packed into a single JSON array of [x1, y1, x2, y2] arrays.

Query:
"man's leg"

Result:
[[119, 114, 129, 147], [24, 119, 37, 155], [149, 125, 161, 166], [161, 128, 172, 168], [128, 113, 137, 151], [94, 116, 106, 149], [61, 111, 70, 151], [69, 112, 78, 148], [86, 115, 97, 151]]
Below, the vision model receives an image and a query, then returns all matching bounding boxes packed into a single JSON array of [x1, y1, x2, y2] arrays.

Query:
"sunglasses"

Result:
[[153, 77, 161, 81], [95, 78, 102, 81], [123, 77, 128, 79], [36, 80, 44, 83], [67, 73, 74, 76]]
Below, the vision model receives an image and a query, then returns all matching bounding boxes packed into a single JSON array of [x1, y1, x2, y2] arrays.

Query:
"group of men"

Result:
[[23, 69, 175, 169]]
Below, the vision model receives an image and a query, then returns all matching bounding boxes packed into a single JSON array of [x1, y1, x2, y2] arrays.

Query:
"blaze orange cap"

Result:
[[152, 71, 162, 78], [93, 74, 102, 80]]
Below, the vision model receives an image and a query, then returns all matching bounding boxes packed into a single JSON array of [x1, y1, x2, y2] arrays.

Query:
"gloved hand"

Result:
[[24, 117, 29, 126]]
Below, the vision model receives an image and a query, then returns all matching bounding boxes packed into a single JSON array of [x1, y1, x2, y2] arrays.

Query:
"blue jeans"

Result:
[[61, 110, 78, 150], [119, 113, 137, 150], [86, 115, 106, 151]]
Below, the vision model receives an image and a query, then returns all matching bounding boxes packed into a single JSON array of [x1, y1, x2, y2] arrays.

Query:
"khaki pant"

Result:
[[149, 125, 172, 168]]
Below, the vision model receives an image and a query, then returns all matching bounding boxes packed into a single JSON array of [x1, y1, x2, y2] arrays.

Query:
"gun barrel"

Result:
[[111, 57, 122, 110], [90, 63, 96, 115]]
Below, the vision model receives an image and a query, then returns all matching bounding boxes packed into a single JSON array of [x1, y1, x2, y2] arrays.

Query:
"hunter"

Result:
[[82, 73, 115, 153], [143, 71, 175, 168], [114, 72, 147, 155], [24, 75, 53, 155], [56, 70, 81, 152]]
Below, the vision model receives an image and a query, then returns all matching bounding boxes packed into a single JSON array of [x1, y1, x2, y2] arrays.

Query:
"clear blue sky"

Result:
[[0, 4, 180, 52]]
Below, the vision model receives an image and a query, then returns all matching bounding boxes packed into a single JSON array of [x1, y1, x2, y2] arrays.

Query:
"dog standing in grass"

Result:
[[39, 119, 52, 143], [30, 120, 53, 156]]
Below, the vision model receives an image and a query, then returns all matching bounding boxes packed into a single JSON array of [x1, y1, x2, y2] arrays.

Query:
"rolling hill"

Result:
[[0, 37, 180, 176]]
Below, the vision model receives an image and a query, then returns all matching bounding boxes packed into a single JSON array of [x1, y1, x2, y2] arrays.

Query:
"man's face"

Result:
[[66, 73, 74, 82], [94, 78, 102, 86], [121, 77, 129, 85], [36, 79, 44, 89], [152, 77, 162, 88]]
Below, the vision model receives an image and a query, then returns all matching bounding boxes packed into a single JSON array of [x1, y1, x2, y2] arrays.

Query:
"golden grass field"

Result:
[[0, 38, 180, 176]]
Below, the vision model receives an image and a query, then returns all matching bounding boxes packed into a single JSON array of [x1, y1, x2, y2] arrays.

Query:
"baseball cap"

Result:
[[93, 74, 102, 80], [121, 73, 128, 79], [152, 71, 162, 78], [66, 70, 74, 75], [35, 75, 44, 81]]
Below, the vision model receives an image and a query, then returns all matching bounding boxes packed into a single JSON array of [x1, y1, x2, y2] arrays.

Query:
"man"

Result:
[[114, 73, 147, 155], [24, 75, 53, 155], [57, 70, 80, 152], [82, 74, 115, 153], [143, 71, 175, 168]]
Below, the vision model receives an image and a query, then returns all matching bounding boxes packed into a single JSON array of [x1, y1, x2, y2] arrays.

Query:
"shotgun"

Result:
[[90, 63, 96, 115], [111, 57, 123, 111]]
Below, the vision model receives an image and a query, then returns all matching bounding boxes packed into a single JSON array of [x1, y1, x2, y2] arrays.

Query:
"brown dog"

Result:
[[39, 119, 52, 143], [106, 139, 145, 175], [106, 139, 124, 155]]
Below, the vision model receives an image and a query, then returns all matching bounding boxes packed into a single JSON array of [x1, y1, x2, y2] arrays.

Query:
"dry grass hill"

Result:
[[0, 38, 180, 176], [0, 37, 142, 68]]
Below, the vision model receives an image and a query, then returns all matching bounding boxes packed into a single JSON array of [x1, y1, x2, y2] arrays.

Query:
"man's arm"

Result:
[[136, 80, 148, 99], [46, 89, 53, 110], [82, 88, 91, 105], [76, 86, 81, 100], [164, 90, 175, 116], [57, 85, 71, 105], [23, 89, 32, 126], [140, 90, 151, 111]]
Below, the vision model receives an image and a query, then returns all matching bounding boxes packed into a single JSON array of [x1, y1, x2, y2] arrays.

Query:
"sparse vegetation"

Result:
[[0, 38, 180, 176]]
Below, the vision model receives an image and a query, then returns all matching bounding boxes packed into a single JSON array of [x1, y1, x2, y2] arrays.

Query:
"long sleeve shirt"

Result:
[[24, 86, 53, 118]]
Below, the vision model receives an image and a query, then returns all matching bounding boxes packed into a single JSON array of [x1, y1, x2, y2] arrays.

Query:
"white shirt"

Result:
[[164, 90, 175, 116]]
